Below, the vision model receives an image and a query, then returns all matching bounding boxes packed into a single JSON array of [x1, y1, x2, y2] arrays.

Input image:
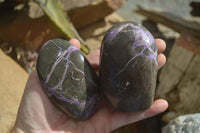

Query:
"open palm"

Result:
[[13, 39, 168, 133]]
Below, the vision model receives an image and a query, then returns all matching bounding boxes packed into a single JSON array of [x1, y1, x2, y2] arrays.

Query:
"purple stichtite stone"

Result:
[[99, 22, 158, 112], [37, 39, 100, 120]]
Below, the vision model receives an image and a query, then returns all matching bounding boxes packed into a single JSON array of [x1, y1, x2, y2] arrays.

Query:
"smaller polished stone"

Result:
[[37, 38, 100, 120], [99, 22, 158, 112]]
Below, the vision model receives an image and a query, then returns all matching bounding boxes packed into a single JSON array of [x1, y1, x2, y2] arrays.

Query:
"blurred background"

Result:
[[1, 0, 200, 132]]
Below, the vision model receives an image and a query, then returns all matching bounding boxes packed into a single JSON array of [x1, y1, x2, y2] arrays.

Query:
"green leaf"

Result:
[[35, 0, 90, 54]]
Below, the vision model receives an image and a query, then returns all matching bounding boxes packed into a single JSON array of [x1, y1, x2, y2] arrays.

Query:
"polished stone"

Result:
[[99, 22, 158, 112], [37, 39, 100, 120]]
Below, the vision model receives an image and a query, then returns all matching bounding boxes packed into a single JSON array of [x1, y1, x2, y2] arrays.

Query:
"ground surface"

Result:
[[116, 0, 199, 22]]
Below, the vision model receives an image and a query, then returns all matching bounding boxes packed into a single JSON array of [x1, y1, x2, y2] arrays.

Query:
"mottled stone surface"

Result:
[[162, 114, 200, 133], [99, 22, 157, 112], [37, 39, 100, 120]]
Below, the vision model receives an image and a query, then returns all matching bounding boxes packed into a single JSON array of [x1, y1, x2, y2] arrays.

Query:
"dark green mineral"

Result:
[[37, 39, 100, 120]]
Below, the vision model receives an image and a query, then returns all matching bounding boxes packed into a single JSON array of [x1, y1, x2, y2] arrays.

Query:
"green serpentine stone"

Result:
[[37, 39, 100, 120]]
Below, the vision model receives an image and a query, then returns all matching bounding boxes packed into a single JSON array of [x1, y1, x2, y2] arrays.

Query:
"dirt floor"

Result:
[[116, 0, 197, 21], [115, 0, 198, 58]]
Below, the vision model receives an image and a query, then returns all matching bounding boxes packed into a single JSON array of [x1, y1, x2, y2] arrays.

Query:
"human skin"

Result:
[[12, 38, 168, 133]]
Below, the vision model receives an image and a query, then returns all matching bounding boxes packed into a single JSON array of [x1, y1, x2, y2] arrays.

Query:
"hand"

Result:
[[13, 39, 168, 133]]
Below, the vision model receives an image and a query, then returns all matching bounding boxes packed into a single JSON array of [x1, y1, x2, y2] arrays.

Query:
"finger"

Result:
[[69, 39, 81, 50], [155, 39, 166, 54], [110, 99, 168, 131], [86, 48, 100, 71], [158, 53, 166, 70], [144, 99, 168, 117]]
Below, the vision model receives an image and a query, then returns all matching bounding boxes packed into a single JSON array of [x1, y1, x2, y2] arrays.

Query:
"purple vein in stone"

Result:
[[113, 45, 150, 78], [68, 60, 97, 88], [44, 41, 77, 85], [100, 24, 132, 59], [107, 23, 130, 41], [112, 25, 157, 78], [125, 26, 157, 65], [44, 41, 85, 107]]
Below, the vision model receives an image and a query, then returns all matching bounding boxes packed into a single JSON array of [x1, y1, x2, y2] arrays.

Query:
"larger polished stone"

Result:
[[37, 39, 100, 120], [99, 22, 158, 112]]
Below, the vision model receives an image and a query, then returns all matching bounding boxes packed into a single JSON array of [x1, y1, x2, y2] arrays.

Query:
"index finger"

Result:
[[69, 39, 81, 50]]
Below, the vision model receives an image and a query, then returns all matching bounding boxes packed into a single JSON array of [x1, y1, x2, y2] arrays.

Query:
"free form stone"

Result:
[[37, 39, 100, 120], [99, 22, 158, 112]]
